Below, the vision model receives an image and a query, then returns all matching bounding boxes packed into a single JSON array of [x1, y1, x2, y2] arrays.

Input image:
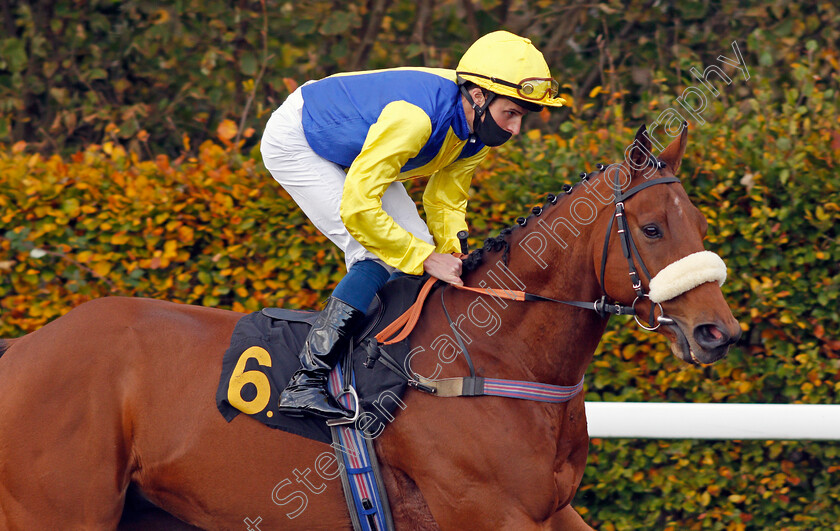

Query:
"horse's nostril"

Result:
[[694, 323, 731, 349]]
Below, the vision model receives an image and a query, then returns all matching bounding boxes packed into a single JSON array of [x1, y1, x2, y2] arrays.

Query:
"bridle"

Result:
[[596, 158, 680, 330]]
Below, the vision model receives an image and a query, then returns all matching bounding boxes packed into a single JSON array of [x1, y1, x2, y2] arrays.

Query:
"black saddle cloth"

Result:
[[216, 275, 427, 444]]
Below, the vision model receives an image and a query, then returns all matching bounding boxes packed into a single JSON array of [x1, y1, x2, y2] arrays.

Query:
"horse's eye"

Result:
[[642, 224, 662, 239]]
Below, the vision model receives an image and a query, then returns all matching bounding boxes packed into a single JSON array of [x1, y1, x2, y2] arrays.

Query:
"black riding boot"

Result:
[[277, 297, 364, 419]]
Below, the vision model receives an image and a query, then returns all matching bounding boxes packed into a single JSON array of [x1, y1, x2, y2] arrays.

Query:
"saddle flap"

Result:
[[261, 293, 384, 334], [261, 307, 319, 324]]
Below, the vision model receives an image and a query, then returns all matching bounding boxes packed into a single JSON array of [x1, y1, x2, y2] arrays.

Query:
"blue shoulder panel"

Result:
[[301, 69, 479, 170]]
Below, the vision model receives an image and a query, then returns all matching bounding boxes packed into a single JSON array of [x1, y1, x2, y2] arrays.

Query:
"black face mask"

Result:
[[473, 104, 512, 147], [461, 85, 512, 147]]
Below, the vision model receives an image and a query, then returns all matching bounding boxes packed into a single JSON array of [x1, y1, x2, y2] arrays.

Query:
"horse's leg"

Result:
[[381, 466, 595, 531], [0, 300, 136, 528], [377, 389, 592, 530], [380, 465, 440, 530], [117, 485, 202, 531]]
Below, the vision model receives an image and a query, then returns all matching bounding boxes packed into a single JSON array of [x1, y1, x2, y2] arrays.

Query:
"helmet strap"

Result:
[[460, 84, 491, 116]]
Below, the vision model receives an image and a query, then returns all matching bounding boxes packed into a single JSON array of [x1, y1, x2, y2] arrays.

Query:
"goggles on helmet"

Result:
[[457, 71, 560, 102]]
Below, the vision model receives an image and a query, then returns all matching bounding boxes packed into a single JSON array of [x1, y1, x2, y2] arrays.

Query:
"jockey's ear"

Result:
[[658, 122, 688, 175], [467, 86, 486, 107]]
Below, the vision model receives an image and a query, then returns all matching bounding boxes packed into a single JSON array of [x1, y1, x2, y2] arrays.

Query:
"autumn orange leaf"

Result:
[[216, 120, 238, 142], [282, 77, 299, 93]]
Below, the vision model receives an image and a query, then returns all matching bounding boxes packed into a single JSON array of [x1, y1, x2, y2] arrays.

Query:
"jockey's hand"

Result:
[[423, 252, 464, 286]]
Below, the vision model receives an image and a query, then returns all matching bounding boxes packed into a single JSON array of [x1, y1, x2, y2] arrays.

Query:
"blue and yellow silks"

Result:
[[301, 68, 490, 275]]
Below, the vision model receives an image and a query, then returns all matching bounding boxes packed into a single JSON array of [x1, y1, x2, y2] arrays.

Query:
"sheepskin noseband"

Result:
[[647, 251, 727, 303]]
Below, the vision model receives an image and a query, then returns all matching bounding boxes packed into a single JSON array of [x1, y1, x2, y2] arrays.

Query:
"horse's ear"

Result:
[[658, 122, 688, 174], [628, 124, 652, 173]]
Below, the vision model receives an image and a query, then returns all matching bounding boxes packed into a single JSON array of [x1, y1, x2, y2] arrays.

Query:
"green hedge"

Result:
[[2, 1, 839, 159]]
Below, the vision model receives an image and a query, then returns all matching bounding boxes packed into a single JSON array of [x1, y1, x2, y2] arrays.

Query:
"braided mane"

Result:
[[461, 173, 594, 274]]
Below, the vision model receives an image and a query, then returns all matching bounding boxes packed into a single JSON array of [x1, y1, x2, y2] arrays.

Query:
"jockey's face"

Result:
[[466, 87, 527, 138], [487, 97, 527, 137]]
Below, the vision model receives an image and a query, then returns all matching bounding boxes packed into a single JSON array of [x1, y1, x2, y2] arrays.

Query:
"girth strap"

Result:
[[415, 375, 585, 402], [363, 337, 586, 403]]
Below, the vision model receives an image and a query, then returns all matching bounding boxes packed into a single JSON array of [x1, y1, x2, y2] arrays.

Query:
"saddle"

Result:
[[215, 274, 427, 444]]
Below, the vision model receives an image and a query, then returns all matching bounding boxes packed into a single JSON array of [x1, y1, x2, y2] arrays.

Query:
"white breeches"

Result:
[[259, 86, 435, 272]]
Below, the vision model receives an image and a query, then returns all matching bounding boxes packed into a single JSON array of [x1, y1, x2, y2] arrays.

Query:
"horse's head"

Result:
[[592, 125, 741, 365]]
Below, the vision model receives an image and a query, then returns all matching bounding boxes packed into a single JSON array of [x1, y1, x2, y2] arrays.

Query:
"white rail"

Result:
[[585, 402, 840, 440]]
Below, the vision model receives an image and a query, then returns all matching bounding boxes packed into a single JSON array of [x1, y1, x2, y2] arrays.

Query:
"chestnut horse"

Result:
[[0, 126, 739, 530]]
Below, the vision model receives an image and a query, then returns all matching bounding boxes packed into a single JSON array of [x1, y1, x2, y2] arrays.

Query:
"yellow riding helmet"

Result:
[[457, 31, 566, 108]]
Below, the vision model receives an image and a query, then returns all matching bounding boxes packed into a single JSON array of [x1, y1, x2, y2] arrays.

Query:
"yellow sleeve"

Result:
[[340, 100, 436, 275], [423, 146, 489, 253]]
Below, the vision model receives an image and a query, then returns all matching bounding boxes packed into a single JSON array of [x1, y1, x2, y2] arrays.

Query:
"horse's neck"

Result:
[[442, 214, 608, 387]]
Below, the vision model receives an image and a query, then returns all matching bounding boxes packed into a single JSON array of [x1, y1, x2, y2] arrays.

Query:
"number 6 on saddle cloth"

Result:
[[216, 276, 426, 531], [216, 274, 423, 444]]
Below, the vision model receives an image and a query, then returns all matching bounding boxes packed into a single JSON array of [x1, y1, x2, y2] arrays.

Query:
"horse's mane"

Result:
[[462, 177, 587, 274], [0, 340, 8, 359]]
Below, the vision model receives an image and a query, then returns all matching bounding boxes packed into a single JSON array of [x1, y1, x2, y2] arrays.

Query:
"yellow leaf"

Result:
[[92, 261, 112, 277], [177, 225, 194, 243], [815, 206, 829, 221], [163, 240, 178, 259], [589, 86, 603, 98], [216, 119, 238, 142], [153, 8, 170, 24]]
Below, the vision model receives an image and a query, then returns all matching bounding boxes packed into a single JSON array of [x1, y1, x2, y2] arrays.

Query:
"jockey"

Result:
[[261, 31, 566, 419]]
